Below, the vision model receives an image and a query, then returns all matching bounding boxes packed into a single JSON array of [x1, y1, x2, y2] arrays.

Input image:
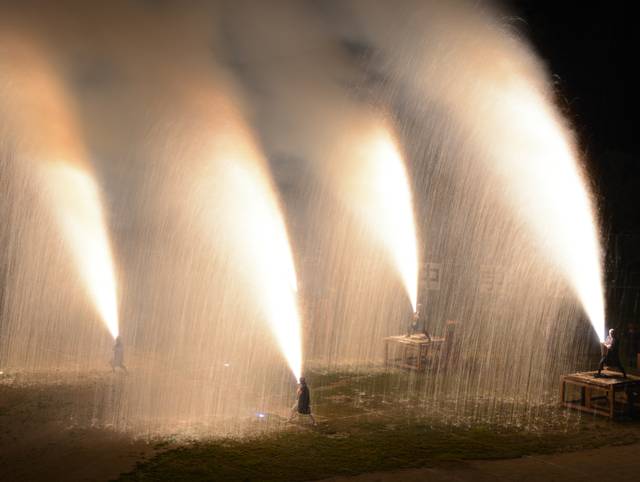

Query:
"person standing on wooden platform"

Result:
[[598, 328, 626, 378], [288, 377, 316, 426]]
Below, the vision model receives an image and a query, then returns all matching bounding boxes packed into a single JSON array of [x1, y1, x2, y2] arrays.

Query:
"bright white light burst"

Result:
[[41, 163, 120, 338], [342, 122, 420, 312], [484, 79, 605, 341], [198, 124, 303, 380], [225, 158, 303, 379]]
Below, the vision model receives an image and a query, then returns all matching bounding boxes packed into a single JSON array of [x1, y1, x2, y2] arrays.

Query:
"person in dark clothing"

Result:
[[408, 311, 419, 336], [598, 328, 626, 378], [288, 377, 316, 425], [110, 336, 128, 373], [407, 305, 431, 339]]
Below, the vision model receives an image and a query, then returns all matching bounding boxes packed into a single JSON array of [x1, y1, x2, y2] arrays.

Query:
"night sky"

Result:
[[510, 1, 638, 236]]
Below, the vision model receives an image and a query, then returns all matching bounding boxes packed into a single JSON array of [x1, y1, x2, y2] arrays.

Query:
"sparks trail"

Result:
[[0, 32, 119, 339]]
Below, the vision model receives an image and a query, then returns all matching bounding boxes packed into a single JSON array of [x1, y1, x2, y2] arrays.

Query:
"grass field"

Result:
[[118, 370, 640, 481]]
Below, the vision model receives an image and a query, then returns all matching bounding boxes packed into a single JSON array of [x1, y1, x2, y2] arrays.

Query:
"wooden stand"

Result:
[[384, 335, 445, 370], [560, 371, 640, 418]]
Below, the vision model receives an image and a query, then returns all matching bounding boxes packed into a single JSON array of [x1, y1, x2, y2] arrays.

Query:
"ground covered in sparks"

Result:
[[2, 369, 640, 481]]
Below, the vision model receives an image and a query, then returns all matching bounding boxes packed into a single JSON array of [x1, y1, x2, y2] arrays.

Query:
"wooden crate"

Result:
[[383, 335, 445, 371], [560, 371, 640, 419]]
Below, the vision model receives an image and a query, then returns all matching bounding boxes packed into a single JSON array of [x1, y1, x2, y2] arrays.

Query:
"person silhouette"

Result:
[[288, 377, 316, 425], [598, 328, 626, 378], [110, 336, 128, 373]]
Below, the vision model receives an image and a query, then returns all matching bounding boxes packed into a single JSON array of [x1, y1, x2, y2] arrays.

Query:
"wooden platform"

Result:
[[384, 335, 445, 370], [560, 370, 640, 418]]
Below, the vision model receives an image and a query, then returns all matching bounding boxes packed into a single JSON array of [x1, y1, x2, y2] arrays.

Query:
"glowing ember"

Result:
[[40, 163, 120, 339]]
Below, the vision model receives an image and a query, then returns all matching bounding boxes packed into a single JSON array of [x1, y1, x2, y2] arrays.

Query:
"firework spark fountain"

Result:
[[336, 120, 419, 312], [0, 0, 610, 437], [219, 148, 303, 380], [353, 0, 605, 341], [39, 163, 120, 338], [0, 32, 119, 338], [189, 92, 303, 380]]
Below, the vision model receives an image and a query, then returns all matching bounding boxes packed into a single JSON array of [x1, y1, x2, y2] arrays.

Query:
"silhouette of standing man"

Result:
[[598, 328, 626, 378], [288, 377, 316, 425], [110, 336, 128, 373]]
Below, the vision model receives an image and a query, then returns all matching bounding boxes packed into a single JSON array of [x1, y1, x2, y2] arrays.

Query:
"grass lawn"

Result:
[[118, 370, 640, 481]]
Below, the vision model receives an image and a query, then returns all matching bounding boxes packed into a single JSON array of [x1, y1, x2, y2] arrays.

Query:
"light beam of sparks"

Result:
[[485, 79, 605, 341], [225, 158, 303, 380], [340, 122, 419, 312], [1, 32, 120, 339], [41, 163, 120, 339], [196, 118, 302, 380], [393, 19, 606, 341]]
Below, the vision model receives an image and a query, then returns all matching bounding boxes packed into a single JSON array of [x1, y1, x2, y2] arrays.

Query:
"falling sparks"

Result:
[[40, 163, 120, 339], [485, 79, 605, 341], [1, 32, 120, 339], [194, 110, 303, 381], [0, 0, 610, 436], [377, 8, 607, 340], [223, 156, 303, 380], [338, 121, 419, 312]]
